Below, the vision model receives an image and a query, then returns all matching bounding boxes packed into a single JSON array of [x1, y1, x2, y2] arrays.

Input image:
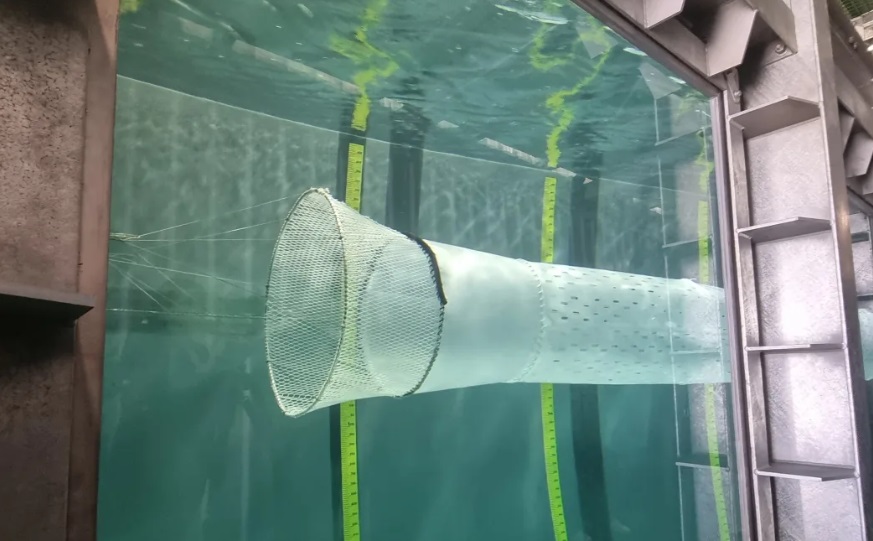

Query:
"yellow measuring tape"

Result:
[[340, 401, 360, 540], [541, 177, 557, 264], [346, 143, 365, 211], [340, 138, 366, 541], [336, 0, 396, 537], [540, 176, 569, 541], [696, 132, 730, 541], [534, 27, 607, 540], [532, 20, 610, 541], [529, 20, 607, 541]]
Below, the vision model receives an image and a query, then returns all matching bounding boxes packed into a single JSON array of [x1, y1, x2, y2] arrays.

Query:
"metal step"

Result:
[[737, 217, 831, 243], [676, 454, 730, 471], [729, 96, 820, 139], [756, 461, 856, 482], [670, 349, 721, 356], [746, 343, 843, 354], [0, 282, 94, 323], [662, 236, 711, 250]]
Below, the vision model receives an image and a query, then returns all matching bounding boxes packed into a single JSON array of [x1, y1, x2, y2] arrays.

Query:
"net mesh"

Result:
[[518, 263, 727, 385], [266, 189, 444, 416]]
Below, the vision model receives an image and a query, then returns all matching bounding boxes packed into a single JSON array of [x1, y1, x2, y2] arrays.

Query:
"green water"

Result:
[[100, 0, 739, 539]]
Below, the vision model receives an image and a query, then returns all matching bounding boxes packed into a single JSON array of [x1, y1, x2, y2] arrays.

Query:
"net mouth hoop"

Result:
[[265, 188, 445, 417], [266, 188, 347, 417]]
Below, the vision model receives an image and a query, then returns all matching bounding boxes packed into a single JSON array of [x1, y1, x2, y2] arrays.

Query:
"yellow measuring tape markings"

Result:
[[540, 176, 568, 541], [340, 121, 367, 541], [340, 139, 365, 541], [333, 1, 397, 538], [541, 383, 569, 541], [696, 130, 730, 541], [340, 400, 360, 541], [532, 16, 613, 541], [346, 142, 365, 212], [541, 177, 558, 264]]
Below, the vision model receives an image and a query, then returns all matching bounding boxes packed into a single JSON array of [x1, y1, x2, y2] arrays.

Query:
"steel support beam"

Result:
[[594, 0, 798, 80]]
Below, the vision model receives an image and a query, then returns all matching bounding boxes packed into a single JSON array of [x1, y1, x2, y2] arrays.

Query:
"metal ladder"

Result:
[[721, 0, 873, 537]]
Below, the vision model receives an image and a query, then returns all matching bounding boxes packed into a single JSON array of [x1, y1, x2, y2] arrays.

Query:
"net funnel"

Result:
[[266, 189, 730, 417]]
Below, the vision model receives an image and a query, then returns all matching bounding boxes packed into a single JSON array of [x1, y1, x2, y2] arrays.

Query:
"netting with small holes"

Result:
[[266, 189, 729, 417], [519, 263, 726, 385], [266, 188, 445, 417]]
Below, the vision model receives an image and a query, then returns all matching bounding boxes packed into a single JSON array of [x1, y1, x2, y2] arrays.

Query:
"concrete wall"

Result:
[[0, 0, 116, 540]]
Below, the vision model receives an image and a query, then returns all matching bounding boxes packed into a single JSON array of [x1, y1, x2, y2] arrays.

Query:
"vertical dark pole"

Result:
[[566, 139, 613, 541], [568, 176, 600, 267], [386, 78, 428, 234]]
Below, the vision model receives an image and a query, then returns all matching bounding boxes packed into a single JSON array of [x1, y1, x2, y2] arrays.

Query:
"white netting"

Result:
[[264, 190, 873, 416], [266, 189, 444, 417], [266, 189, 730, 417], [519, 263, 727, 385], [421, 242, 728, 391]]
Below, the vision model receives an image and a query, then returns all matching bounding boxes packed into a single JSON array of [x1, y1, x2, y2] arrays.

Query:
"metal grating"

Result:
[[841, 0, 873, 18]]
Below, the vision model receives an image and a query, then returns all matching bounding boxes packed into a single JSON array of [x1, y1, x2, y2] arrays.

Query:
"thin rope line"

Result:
[[125, 262, 180, 309], [108, 257, 263, 296], [120, 243, 264, 300], [109, 262, 169, 311], [194, 220, 280, 239], [123, 240, 267, 302], [109, 261, 169, 307], [125, 240, 248, 292], [124, 220, 281, 249], [120, 238, 275, 242], [107, 308, 265, 320], [113, 220, 281, 248], [132, 196, 293, 239], [127, 246, 196, 301]]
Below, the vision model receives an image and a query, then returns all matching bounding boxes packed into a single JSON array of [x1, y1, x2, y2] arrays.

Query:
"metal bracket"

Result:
[[758, 39, 799, 68], [726, 69, 742, 104]]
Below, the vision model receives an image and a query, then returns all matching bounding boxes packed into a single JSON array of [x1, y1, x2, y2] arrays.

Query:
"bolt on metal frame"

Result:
[[572, 0, 873, 539]]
